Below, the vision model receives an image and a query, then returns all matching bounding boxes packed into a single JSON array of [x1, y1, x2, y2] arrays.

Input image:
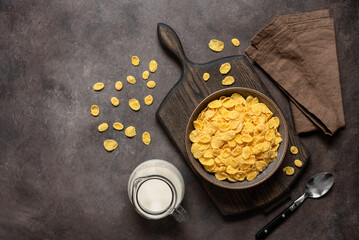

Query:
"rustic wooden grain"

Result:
[[156, 23, 310, 215]]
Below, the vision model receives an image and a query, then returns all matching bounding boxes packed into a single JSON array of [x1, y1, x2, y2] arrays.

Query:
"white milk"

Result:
[[137, 178, 173, 214], [128, 159, 185, 220]]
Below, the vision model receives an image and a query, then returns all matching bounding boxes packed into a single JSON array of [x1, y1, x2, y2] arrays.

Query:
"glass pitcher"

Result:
[[128, 159, 188, 222]]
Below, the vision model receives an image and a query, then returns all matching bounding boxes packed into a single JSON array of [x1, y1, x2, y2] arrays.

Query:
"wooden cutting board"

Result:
[[156, 23, 310, 216]]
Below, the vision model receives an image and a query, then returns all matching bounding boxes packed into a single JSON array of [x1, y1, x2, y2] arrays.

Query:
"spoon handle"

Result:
[[255, 203, 297, 240]]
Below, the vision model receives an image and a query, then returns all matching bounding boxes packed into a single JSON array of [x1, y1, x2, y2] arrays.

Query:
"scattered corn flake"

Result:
[[111, 97, 120, 107], [115, 81, 123, 91], [208, 39, 224, 52], [142, 70, 150, 80], [283, 166, 295, 175], [98, 123, 108, 132], [203, 73, 210, 81], [93, 82, 104, 91], [142, 132, 151, 145], [294, 159, 303, 168], [231, 38, 240, 47], [149, 60, 158, 73], [222, 76, 235, 86], [144, 95, 153, 106], [125, 126, 136, 137], [127, 75, 136, 85], [131, 56, 140, 66], [129, 98, 140, 111], [219, 63, 231, 74], [147, 80, 156, 89], [104, 139, 118, 152], [113, 122, 124, 131], [91, 105, 99, 116], [290, 146, 298, 155]]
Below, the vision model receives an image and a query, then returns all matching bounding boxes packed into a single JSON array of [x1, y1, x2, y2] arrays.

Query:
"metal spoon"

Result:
[[256, 172, 334, 240]]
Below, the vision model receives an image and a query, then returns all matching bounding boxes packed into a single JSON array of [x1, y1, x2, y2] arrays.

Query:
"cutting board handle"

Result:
[[157, 23, 190, 66]]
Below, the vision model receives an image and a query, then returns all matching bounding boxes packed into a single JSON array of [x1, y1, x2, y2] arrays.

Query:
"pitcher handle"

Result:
[[170, 204, 189, 222]]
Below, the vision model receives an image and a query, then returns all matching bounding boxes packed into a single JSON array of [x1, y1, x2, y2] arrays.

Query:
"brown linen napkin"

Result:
[[246, 9, 345, 135]]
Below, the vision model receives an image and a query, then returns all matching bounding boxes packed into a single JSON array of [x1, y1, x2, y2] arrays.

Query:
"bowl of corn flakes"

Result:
[[185, 87, 288, 190]]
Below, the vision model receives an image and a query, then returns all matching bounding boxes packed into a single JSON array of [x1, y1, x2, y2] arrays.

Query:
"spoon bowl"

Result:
[[305, 172, 334, 198]]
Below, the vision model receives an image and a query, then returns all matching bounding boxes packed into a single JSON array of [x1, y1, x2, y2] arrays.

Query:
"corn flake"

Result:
[[290, 146, 298, 155], [283, 166, 295, 175], [127, 75, 136, 85], [231, 38, 240, 47], [98, 123, 108, 132], [131, 56, 140, 66], [208, 100, 222, 109], [129, 98, 140, 111], [215, 172, 228, 180], [222, 76, 235, 86], [144, 95, 153, 106], [91, 105, 99, 116], [125, 126, 136, 138], [147, 80, 156, 89], [219, 63, 231, 74], [115, 81, 123, 91], [142, 132, 151, 145], [113, 122, 124, 131], [142, 71, 150, 80], [294, 159, 303, 167], [149, 60, 158, 73], [111, 97, 120, 107], [104, 139, 118, 152], [208, 39, 224, 52], [93, 82, 104, 91], [203, 73, 210, 81]]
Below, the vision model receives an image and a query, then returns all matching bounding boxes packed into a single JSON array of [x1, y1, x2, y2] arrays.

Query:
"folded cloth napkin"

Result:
[[246, 9, 345, 135]]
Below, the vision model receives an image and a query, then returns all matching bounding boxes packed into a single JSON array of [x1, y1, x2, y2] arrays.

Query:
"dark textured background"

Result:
[[0, 0, 358, 239]]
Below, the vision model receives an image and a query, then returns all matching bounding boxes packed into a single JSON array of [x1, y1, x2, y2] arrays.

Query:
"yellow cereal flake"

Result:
[[231, 38, 240, 47], [144, 95, 153, 106], [131, 56, 140, 66], [125, 126, 136, 138], [103, 139, 118, 152], [142, 70, 150, 80], [91, 105, 99, 116], [111, 97, 120, 107], [290, 146, 298, 155], [93, 82, 104, 91], [246, 171, 259, 181], [203, 73, 210, 81], [142, 132, 151, 145], [127, 75, 136, 85], [147, 80, 156, 89], [219, 63, 231, 74], [149, 60, 158, 73], [208, 100, 222, 108], [98, 123, 108, 132], [208, 39, 224, 52], [129, 98, 140, 111], [189, 93, 282, 182], [222, 76, 235, 86], [215, 172, 228, 180], [115, 81, 123, 91], [294, 159, 303, 168], [283, 166, 295, 175], [113, 122, 124, 131]]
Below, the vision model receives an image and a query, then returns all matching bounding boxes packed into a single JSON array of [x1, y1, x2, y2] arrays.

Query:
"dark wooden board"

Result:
[[155, 24, 310, 216]]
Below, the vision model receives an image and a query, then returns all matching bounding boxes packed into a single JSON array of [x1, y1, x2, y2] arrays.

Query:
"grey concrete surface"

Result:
[[0, 0, 358, 239]]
